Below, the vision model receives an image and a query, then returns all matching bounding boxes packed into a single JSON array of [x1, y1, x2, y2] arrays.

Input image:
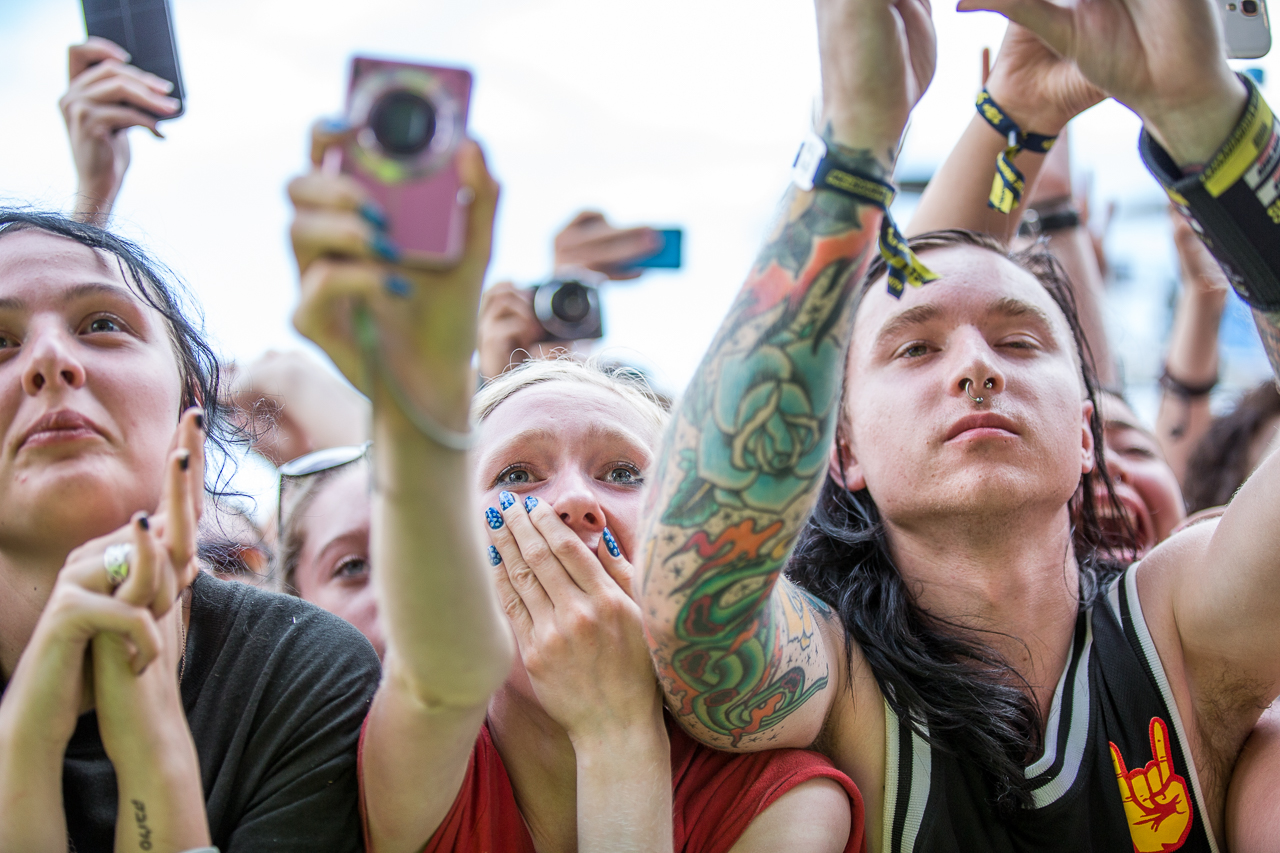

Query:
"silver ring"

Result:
[[964, 378, 995, 404], [103, 543, 132, 588]]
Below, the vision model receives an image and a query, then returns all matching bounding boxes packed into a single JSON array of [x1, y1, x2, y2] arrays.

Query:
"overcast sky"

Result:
[[2, 1, 1276, 509]]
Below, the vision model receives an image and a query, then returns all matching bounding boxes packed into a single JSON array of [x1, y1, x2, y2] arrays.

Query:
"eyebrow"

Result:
[[872, 296, 1056, 350], [1104, 417, 1157, 441], [0, 281, 136, 313]]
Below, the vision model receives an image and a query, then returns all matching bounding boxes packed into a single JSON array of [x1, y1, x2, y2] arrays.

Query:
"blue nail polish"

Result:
[[485, 507, 503, 529], [499, 491, 516, 510], [359, 203, 389, 231], [488, 545, 502, 566], [603, 527, 620, 558], [369, 232, 401, 262], [320, 117, 350, 133], [384, 275, 413, 298], [524, 496, 538, 512]]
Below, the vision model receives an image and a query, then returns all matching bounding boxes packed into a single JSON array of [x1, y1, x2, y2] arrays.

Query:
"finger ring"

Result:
[[103, 543, 132, 588]]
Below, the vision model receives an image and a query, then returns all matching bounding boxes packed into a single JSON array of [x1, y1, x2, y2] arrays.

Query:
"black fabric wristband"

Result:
[[1159, 367, 1218, 398], [1139, 73, 1280, 313]]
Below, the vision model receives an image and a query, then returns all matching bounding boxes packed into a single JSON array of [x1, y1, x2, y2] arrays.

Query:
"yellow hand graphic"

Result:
[[1110, 718, 1193, 853]]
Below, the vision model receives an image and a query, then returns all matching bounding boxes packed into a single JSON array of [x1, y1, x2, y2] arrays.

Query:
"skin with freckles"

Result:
[[292, 465, 382, 658], [0, 230, 183, 562]]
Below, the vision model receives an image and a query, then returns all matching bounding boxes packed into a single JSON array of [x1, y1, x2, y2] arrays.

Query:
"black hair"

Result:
[[786, 229, 1129, 814], [0, 209, 242, 497], [1184, 380, 1280, 512]]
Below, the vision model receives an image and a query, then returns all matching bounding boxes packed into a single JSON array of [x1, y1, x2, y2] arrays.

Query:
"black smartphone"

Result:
[[81, 0, 185, 119]]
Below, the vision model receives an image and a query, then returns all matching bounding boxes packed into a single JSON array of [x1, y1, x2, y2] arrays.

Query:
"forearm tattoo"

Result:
[[643, 148, 883, 745], [131, 799, 153, 851]]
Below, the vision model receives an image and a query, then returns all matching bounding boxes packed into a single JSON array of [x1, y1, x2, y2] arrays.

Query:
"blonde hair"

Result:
[[473, 357, 669, 436]]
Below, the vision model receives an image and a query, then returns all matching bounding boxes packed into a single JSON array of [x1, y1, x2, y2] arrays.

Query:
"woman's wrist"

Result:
[[567, 699, 668, 758], [983, 78, 1070, 138]]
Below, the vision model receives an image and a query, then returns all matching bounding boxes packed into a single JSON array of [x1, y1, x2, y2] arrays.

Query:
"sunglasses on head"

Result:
[[277, 442, 372, 530]]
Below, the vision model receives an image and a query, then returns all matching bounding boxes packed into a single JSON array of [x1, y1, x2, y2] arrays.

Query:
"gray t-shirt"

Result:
[[60, 572, 380, 852]]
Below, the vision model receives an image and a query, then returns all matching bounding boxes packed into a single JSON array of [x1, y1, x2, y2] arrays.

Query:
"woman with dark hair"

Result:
[[0, 211, 379, 852]]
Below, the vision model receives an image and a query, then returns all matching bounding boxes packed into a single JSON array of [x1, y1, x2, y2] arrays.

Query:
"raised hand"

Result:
[[958, 0, 1247, 166], [61, 38, 180, 224], [817, 0, 936, 159], [289, 121, 499, 429], [486, 492, 662, 741], [1109, 718, 1194, 852], [983, 23, 1105, 136], [553, 211, 659, 281]]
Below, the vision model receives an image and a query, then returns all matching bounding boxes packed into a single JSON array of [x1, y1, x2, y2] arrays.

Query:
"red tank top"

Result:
[[392, 715, 865, 853]]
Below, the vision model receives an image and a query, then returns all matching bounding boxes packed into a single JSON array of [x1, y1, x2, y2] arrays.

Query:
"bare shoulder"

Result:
[[727, 776, 855, 853]]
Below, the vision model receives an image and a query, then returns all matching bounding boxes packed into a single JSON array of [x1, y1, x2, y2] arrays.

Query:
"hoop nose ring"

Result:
[[963, 378, 995, 404]]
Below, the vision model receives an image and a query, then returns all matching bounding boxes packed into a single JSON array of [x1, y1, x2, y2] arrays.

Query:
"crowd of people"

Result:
[[2, 0, 1280, 851]]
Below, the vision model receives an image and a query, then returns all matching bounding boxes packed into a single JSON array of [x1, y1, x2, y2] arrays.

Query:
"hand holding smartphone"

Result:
[[81, 0, 185, 118]]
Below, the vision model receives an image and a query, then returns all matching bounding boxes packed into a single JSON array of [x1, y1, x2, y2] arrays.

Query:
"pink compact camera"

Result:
[[342, 56, 474, 267]]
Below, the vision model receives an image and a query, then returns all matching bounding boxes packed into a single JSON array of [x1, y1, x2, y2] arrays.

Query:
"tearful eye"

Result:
[[902, 343, 929, 358], [605, 463, 643, 485], [0, 334, 18, 349], [87, 317, 121, 333], [496, 466, 533, 485]]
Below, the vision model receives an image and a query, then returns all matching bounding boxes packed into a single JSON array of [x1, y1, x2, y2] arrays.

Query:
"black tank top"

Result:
[[881, 567, 1219, 852]]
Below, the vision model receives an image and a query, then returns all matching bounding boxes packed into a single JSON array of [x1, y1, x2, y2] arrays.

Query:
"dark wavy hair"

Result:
[[786, 229, 1129, 814], [0, 209, 240, 496], [1184, 380, 1280, 513]]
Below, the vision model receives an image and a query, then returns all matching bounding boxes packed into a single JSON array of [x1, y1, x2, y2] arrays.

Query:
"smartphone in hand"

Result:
[[81, 0, 185, 118], [619, 228, 682, 271], [341, 56, 474, 268], [1219, 0, 1272, 59]]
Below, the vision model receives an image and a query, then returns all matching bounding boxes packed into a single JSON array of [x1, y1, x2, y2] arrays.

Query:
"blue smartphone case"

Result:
[[625, 229, 682, 269]]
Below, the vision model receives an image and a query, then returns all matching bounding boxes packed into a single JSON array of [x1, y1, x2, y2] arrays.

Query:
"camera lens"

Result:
[[369, 90, 437, 156], [551, 281, 592, 323], [1243, 0, 1260, 15]]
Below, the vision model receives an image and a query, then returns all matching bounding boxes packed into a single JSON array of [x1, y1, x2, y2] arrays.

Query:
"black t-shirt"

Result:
[[60, 572, 381, 852]]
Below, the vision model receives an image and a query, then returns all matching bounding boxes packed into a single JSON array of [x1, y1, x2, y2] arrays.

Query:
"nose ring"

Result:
[[963, 378, 995, 404]]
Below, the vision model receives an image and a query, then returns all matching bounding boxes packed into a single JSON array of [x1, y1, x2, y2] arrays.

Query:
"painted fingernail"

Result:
[[359, 203, 389, 231], [603, 527, 620, 558], [369, 232, 401, 262], [137, 514, 150, 531], [384, 275, 413, 299], [499, 491, 516, 510], [523, 496, 538, 512], [178, 450, 190, 471], [320, 117, 349, 133], [488, 545, 502, 566], [485, 507, 504, 529], [194, 412, 205, 431]]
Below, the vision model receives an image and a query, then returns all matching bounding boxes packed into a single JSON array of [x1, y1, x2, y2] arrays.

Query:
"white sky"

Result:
[[1, 1, 1277, 510]]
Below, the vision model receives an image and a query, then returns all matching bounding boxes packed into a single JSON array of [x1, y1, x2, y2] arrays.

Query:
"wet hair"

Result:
[[474, 356, 669, 435], [786, 229, 1129, 814], [1184, 380, 1280, 512], [0, 209, 240, 495]]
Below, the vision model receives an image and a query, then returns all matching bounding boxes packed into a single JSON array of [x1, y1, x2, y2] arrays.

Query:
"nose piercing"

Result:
[[963, 378, 995, 404]]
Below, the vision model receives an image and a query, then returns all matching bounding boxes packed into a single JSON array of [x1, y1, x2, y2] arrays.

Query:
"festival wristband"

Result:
[[975, 90, 1058, 214], [1140, 74, 1280, 312], [792, 131, 938, 298]]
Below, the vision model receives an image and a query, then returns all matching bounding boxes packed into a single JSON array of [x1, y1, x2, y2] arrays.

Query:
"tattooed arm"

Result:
[[638, 0, 936, 750]]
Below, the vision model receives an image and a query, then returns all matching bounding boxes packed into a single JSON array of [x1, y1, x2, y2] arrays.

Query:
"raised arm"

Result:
[[638, 0, 935, 750], [1155, 211, 1230, 485], [288, 125, 512, 853], [60, 39, 179, 225], [907, 23, 1103, 244]]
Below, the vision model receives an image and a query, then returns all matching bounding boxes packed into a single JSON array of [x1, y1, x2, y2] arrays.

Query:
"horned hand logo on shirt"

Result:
[[1110, 717, 1193, 852]]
